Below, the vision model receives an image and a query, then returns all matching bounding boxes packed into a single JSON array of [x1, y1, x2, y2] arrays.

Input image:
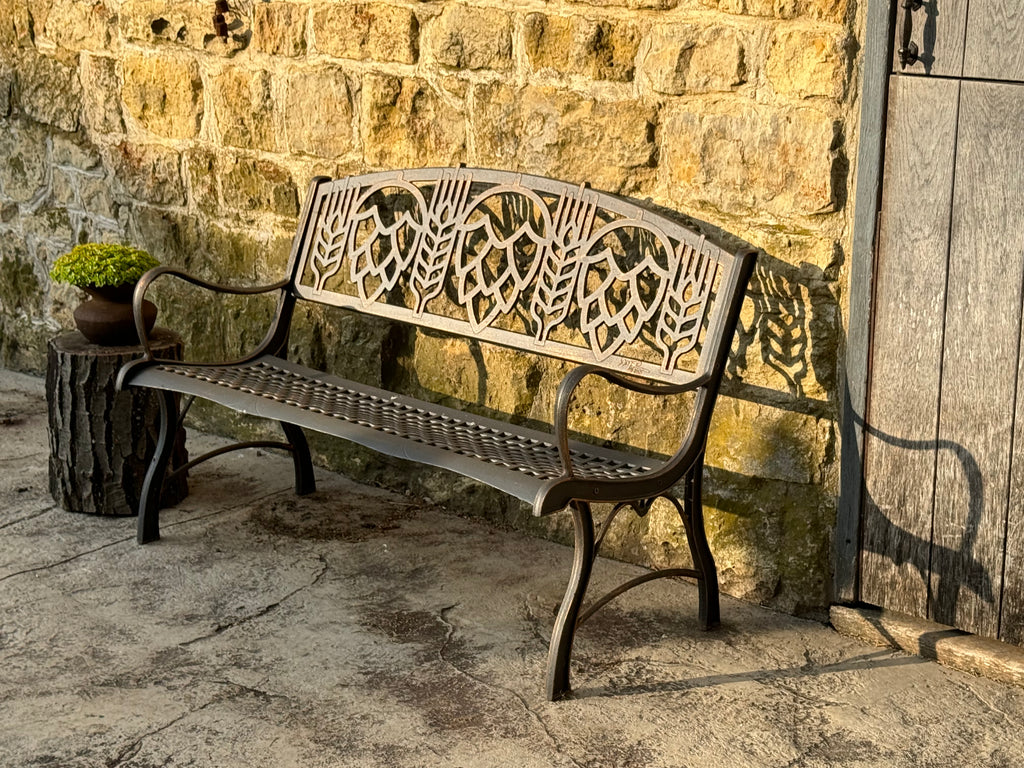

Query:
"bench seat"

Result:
[[131, 355, 658, 506]]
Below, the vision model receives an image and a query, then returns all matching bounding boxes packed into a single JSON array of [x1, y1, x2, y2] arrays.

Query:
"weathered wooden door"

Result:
[[860, 1, 1024, 644]]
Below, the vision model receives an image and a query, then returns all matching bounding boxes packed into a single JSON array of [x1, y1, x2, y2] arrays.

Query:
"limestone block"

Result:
[[312, 4, 419, 64], [473, 84, 655, 193], [78, 175, 116, 219], [707, 397, 824, 485], [41, 0, 116, 51], [184, 148, 219, 212], [0, 121, 48, 203], [704, 470, 832, 611], [361, 74, 465, 168], [16, 50, 82, 132], [641, 24, 746, 95], [52, 169, 76, 206], [211, 67, 278, 151], [284, 66, 354, 158], [426, 6, 512, 71], [524, 14, 639, 82], [0, 66, 13, 117], [0, 0, 34, 49], [253, 2, 306, 56], [0, 242, 42, 319], [80, 54, 124, 134], [121, 52, 203, 140], [768, 26, 849, 100], [119, 0, 203, 47], [727, 258, 839, 401], [21, 205, 74, 244], [701, 0, 848, 24], [51, 134, 102, 172], [222, 156, 298, 217], [107, 142, 185, 206], [120, 0, 247, 54], [662, 101, 839, 217], [570, 0, 679, 10]]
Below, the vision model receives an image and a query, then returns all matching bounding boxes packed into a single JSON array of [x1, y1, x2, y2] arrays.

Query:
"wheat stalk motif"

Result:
[[410, 171, 473, 316], [310, 183, 357, 294], [530, 187, 598, 343], [656, 238, 718, 371]]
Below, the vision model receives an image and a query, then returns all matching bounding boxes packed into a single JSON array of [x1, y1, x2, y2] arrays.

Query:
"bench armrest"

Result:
[[552, 364, 710, 478], [132, 266, 291, 361]]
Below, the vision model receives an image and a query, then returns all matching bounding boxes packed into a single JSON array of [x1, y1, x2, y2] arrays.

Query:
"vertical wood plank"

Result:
[[860, 75, 960, 617], [978, 81, 1024, 646], [931, 81, 1024, 638], [893, 0, 968, 78], [836, 0, 898, 604], [963, 0, 1024, 83]]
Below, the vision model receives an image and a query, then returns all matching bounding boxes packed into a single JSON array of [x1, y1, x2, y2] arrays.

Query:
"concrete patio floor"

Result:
[[2, 367, 1024, 767]]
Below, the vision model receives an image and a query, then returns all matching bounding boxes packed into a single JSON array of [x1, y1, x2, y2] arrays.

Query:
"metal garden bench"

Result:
[[117, 167, 756, 700]]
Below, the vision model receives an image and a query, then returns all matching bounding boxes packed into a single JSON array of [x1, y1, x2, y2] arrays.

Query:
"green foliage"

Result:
[[49, 243, 160, 288]]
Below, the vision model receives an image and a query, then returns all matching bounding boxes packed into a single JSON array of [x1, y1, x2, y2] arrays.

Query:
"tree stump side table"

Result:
[[47, 328, 189, 516]]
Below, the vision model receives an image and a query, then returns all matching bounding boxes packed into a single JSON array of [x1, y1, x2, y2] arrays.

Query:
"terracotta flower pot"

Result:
[[73, 284, 157, 346]]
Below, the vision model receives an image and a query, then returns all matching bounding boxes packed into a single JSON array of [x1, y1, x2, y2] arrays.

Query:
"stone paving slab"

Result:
[[2, 368, 1024, 767]]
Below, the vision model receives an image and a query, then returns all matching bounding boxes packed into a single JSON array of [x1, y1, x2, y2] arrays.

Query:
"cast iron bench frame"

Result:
[[117, 167, 756, 700]]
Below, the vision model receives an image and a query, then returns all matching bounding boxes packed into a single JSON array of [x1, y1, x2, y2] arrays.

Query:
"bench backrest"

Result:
[[288, 168, 747, 386]]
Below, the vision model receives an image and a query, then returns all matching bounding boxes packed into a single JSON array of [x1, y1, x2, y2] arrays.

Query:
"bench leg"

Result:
[[546, 500, 595, 701], [280, 421, 316, 495], [676, 459, 720, 629], [137, 390, 178, 544]]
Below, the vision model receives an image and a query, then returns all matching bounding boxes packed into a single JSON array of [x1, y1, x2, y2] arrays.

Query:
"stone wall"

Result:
[[0, 0, 862, 615]]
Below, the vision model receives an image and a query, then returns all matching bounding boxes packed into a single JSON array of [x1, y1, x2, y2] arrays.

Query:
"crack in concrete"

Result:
[[0, 536, 131, 584], [180, 556, 329, 647], [0, 506, 54, 530], [436, 605, 585, 768], [951, 676, 1017, 724], [105, 698, 219, 768], [209, 677, 293, 704], [0, 488, 297, 584], [0, 451, 48, 462]]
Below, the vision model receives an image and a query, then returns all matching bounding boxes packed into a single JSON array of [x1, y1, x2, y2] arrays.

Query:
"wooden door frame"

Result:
[[835, 0, 898, 603]]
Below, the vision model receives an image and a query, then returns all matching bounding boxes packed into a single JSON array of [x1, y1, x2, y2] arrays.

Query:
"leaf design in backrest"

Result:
[[576, 221, 674, 361], [348, 181, 426, 305], [453, 186, 552, 333]]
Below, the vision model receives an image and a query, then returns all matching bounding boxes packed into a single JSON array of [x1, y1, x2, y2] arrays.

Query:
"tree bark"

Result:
[[47, 329, 189, 516]]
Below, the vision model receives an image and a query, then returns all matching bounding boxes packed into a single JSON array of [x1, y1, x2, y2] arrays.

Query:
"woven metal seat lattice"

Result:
[[157, 360, 651, 482]]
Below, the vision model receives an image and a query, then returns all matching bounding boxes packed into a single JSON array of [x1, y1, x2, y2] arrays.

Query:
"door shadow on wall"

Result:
[[852, 403, 995, 626]]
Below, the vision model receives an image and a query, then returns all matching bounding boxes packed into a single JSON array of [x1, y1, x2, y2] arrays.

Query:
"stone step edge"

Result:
[[830, 605, 1024, 689]]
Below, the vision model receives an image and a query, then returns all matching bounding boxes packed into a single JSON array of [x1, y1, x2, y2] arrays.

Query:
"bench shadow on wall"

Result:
[[847, 390, 995, 626]]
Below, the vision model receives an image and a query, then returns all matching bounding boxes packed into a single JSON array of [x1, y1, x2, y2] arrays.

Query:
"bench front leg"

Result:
[[137, 389, 179, 544], [545, 500, 596, 701], [280, 421, 316, 496]]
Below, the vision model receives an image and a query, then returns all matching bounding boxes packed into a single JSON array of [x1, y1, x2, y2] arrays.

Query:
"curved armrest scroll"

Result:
[[552, 364, 710, 477], [133, 266, 290, 361]]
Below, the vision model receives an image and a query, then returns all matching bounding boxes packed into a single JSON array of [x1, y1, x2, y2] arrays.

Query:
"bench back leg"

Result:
[[137, 389, 179, 544], [545, 500, 596, 701], [280, 421, 316, 496]]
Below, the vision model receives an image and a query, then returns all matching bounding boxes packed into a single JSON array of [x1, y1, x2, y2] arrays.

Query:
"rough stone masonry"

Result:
[[0, 0, 861, 616]]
